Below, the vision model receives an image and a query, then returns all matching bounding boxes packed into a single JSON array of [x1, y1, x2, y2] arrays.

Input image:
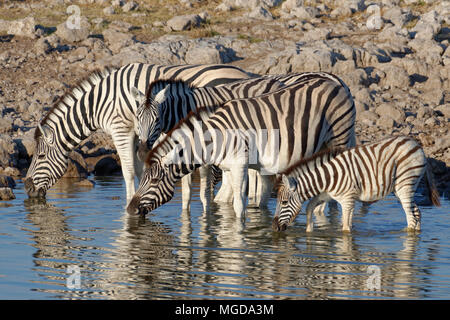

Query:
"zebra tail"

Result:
[[425, 163, 441, 207]]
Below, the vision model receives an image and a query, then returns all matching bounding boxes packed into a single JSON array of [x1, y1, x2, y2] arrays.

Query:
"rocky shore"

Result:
[[0, 0, 448, 200]]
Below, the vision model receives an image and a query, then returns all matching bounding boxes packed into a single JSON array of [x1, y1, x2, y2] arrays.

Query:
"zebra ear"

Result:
[[153, 85, 170, 105], [282, 175, 297, 192], [130, 86, 146, 105], [38, 123, 55, 145]]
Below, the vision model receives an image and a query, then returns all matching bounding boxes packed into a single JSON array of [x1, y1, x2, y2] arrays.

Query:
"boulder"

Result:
[[102, 28, 135, 53], [7, 17, 37, 38], [62, 151, 89, 178], [56, 16, 91, 42], [247, 6, 274, 21], [374, 103, 405, 123], [94, 156, 121, 176], [0, 187, 15, 201], [166, 14, 204, 31], [0, 175, 15, 188]]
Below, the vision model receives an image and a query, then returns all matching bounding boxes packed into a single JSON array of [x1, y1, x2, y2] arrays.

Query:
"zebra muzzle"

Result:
[[127, 195, 150, 215], [24, 178, 46, 199], [272, 215, 287, 232]]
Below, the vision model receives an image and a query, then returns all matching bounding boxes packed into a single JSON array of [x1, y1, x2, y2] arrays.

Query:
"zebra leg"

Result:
[[247, 169, 258, 207], [305, 196, 323, 233], [248, 170, 273, 209], [214, 171, 234, 203], [230, 165, 248, 218], [112, 130, 137, 204], [257, 173, 274, 209], [313, 202, 330, 226], [396, 191, 421, 231], [181, 174, 193, 211], [199, 165, 211, 212], [337, 197, 355, 232]]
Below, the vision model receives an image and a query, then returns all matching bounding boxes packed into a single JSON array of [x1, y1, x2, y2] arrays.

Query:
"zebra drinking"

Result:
[[131, 72, 354, 210], [127, 74, 356, 217], [274, 136, 441, 232], [23, 63, 251, 203]]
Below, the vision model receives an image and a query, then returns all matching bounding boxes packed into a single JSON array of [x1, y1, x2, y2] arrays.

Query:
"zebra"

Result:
[[23, 63, 251, 203], [130, 76, 285, 211], [126, 73, 356, 217], [274, 136, 441, 233], [131, 72, 354, 210]]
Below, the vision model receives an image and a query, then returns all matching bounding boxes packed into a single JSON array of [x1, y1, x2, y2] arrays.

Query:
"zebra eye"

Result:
[[38, 154, 46, 160]]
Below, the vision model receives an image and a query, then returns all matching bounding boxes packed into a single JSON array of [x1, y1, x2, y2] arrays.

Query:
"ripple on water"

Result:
[[0, 176, 449, 299]]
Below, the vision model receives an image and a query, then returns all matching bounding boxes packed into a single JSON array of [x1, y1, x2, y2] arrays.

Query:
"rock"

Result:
[[378, 65, 410, 89], [103, 28, 135, 53], [0, 117, 13, 134], [122, 1, 138, 12], [56, 16, 91, 42], [62, 151, 89, 178], [222, 0, 282, 9], [377, 115, 395, 128], [2, 167, 20, 177], [357, 110, 379, 126], [215, 2, 232, 12], [330, 6, 353, 19], [103, 6, 115, 15], [0, 134, 18, 168], [0, 187, 15, 201], [0, 175, 15, 188], [436, 104, 450, 119], [33, 37, 53, 55], [247, 6, 274, 21], [94, 156, 121, 176], [75, 178, 95, 188], [7, 17, 37, 38], [412, 10, 443, 40], [374, 103, 405, 123], [166, 14, 204, 31], [281, 0, 303, 12]]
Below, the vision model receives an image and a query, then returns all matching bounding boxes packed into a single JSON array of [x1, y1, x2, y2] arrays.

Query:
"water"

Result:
[[0, 175, 449, 300]]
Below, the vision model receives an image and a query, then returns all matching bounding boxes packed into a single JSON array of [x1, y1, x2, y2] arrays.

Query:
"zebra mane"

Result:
[[34, 66, 117, 140], [281, 146, 346, 177], [145, 78, 197, 111], [144, 103, 221, 166]]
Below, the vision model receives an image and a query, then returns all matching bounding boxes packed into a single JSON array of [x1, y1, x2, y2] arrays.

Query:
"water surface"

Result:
[[0, 175, 449, 299]]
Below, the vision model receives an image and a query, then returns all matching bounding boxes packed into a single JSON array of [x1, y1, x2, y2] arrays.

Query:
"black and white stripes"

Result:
[[24, 63, 251, 201], [127, 73, 356, 217], [274, 136, 441, 232]]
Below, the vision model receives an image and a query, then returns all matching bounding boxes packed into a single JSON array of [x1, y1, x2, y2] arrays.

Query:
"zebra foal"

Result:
[[274, 136, 441, 232]]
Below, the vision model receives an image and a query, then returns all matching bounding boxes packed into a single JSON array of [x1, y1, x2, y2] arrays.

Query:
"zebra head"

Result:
[[24, 123, 69, 199], [273, 175, 302, 231], [126, 159, 179, 215], [131, 86, 169, 162]]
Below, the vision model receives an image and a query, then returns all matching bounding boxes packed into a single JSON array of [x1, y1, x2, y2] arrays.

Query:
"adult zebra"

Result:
[[130, 76, 285, 211], [127, 73, 356, 217], [131, 72, 351, 209], [275, 136, 441, 232], [24, 63, 251, 203]]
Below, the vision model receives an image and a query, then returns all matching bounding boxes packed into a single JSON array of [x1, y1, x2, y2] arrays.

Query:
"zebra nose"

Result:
[[127, 196, 141, 215], [272, 216, 287, 232], [24, 177, 36, 195]]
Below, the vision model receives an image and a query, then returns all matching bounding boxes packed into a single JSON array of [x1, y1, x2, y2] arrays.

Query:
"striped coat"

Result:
[[127, 74, 356, 217], [24, 63, 251, 203], [275, 136, 441, 232]]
